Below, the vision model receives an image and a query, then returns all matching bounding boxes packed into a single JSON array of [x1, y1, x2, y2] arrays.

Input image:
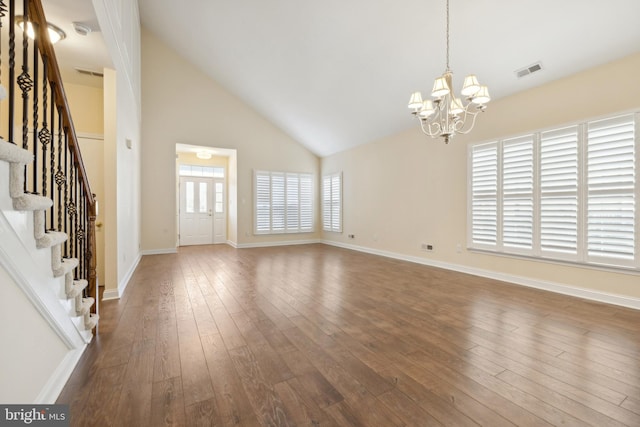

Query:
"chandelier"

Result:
[[407, 0, 490, 143]]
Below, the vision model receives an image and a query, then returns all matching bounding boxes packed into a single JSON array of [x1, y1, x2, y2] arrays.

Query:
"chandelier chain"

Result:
[[445, 0, 450, 71]]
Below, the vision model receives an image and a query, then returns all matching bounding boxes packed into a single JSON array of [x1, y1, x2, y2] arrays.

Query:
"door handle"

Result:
[[208, 209, 212, 217]]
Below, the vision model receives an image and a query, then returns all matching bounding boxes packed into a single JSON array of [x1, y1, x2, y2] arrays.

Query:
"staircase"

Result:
[[0, 141, 98, 340], [0, 0, 99, 343]]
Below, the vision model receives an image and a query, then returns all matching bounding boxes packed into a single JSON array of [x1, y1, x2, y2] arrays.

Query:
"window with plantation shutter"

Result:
[[540, 126, 579, 257], [470, 143, 498, 247], [254, 170, 314, 234], [502, 135, 534, 250], [300, 175, 313, 231], [271, 173, 286, 232], [255, 172, 271, 233], [587, 115, 636, 265], [322, 173, 342, 232], [468, 111, 638, 271]]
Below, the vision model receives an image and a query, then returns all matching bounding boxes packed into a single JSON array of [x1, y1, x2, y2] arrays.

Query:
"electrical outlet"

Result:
[[348, 234, 355, 239], [421, 243, 433, 251]]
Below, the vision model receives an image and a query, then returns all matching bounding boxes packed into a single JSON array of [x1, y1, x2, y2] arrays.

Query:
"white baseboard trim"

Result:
[[322, 240, 640, 311], [226, 240, 238, 248], [35, 345, 87, 404], [141, 247, 178, 255], [102, 253, 142, 301], [236, 239, 321, 249], [102, 288, 119, 301]]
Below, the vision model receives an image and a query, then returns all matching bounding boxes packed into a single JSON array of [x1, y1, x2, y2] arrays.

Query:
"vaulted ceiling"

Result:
[[48, 0, 640, 157]]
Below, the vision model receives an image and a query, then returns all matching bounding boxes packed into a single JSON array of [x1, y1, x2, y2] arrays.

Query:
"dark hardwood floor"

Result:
[[57, 244, 640, 426]]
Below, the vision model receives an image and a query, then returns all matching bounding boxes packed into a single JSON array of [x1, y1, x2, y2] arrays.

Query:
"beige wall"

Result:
[[0, 256, 68, 403], [64, 83, 104, 135], [93, 0, 143, 297], [322, 53, 640, 301], [141, 29, 320, 251]]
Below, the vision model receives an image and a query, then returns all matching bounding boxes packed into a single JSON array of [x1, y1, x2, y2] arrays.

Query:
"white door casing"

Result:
[[77, 135, 105, 287]]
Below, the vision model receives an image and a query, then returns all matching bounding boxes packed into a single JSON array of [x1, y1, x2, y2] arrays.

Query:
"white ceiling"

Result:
[[44, 0, 640, 157], [37, 0, 111, 87]]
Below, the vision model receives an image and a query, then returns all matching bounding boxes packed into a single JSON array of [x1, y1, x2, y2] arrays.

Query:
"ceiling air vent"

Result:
[[74, 67, 104, 78], [515, 62, 543, 78]]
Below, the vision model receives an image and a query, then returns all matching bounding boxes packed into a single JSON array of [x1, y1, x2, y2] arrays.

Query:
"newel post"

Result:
[[88, 194, 98, 331]]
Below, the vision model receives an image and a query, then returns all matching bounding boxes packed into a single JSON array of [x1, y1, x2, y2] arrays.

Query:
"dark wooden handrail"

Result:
[[28, 0, 95, 208]]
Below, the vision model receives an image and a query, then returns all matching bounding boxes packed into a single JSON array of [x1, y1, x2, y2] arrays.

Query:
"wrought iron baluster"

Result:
[[67, 145, 76, 271], [40, 56, 50, 199], [8, 0, 15, 144], [63, 128, 69, 257], [55, 107, 63, 233], [83, 194, 87, 280], [77, 183, 82, 279], [0, 1, 7, 141], [49, 84, 56, 230], [19, 0, 33, 191], [32, 37, 39, 194]]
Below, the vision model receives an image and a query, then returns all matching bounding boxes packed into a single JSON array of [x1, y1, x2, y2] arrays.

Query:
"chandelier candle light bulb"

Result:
[[408, 0, 490, 143]]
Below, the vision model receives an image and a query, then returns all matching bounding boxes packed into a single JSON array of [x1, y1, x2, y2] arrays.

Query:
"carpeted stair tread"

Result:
[[66, 279, 88, 299], [0, 140, 33, 164], [85, 313, 99, 330], [53, 257, 79, 278], [36, 231, 68, 249], [12, 194, 53, 211], [76, 297, 95, 316]]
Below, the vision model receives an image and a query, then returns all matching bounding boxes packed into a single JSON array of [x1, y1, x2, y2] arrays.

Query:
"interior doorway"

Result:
[[175, 144, 237, 247], [77, 134, 105, 287]]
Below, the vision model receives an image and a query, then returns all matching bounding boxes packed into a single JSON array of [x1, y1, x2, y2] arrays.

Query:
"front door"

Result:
[[179, 176, 213, 246]]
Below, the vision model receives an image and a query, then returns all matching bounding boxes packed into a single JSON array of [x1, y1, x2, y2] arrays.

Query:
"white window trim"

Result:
[[468, 111, 639, 272]]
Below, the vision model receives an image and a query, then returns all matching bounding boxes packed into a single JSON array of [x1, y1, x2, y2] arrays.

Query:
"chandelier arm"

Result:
[[452, 107, 481, 135], [419, 117, 442, 137]]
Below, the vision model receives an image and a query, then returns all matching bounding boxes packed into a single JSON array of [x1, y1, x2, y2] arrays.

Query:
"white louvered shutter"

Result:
[[322, 173, 342, 232], [299, 174, 313, 231], [286, 173, 300, 231], [502, 135, 534, 250], [586, 114, 636, 265], [271, 172, 286, 232], [540, 126, 579, 257], [331, 174, 341, 232], [470, 143, 498, 247], [255, 171, 271, 234], [322, 175, 332, 231]]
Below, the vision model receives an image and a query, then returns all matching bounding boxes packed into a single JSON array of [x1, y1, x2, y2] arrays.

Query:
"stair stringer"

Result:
[[0, 144, 95, 346], [0, 204, 90, 347]]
